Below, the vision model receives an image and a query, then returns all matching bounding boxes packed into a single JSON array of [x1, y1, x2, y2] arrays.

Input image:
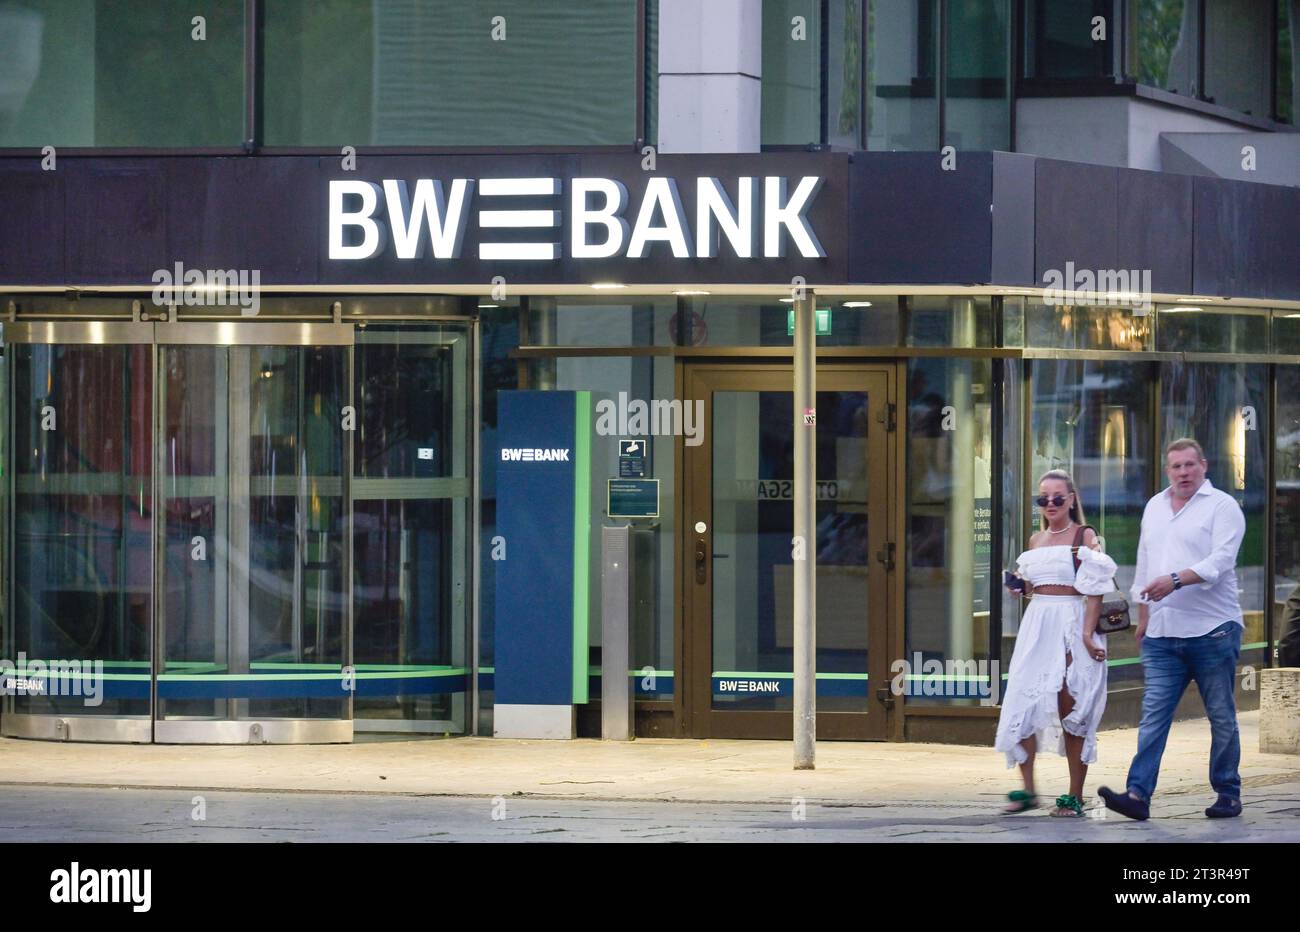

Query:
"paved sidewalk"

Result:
[[1, 711, 1296, 815]]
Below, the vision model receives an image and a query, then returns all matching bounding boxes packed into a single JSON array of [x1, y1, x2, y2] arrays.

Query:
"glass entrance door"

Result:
[[683, 365, 895, 740], [1, 321, 356, 742], [154, 334, 351, 742]]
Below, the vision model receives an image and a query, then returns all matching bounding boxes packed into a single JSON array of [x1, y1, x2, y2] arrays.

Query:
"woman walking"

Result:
[[996, 469, 1116, 817]]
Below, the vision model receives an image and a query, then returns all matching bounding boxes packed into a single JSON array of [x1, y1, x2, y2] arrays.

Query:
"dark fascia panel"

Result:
[[1, 153, 851, 288], [1193, 175, 1300, 302], [991, 151, 1036, 287], [1, 153, 1295, 301], [847, 151, 995, 285], [0, 161, 65, 283]]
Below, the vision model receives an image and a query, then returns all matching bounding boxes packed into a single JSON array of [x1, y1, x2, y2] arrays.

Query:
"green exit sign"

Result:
[[787, 308, 832, 336]]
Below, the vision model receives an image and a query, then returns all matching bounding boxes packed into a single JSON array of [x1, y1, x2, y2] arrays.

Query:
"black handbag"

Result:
[[1071, 525, 1131, 634]]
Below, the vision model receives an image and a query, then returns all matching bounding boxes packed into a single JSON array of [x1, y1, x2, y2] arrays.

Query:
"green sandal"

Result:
[[1051, 794, 1085, 817], [1003, 789, 1039, 814]]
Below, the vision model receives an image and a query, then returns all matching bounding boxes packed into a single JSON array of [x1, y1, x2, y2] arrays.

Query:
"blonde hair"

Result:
[[1038, 469, 1087, 531]]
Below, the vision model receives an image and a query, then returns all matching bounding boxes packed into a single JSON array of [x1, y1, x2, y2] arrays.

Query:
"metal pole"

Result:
[[793, 292, 816, 769]]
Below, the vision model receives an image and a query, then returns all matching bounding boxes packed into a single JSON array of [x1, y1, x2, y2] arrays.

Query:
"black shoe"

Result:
[[1098, 785, 1150, 821], [1204, 796, 1242, 818]]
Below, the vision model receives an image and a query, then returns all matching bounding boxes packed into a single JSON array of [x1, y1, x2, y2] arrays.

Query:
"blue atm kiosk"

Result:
[[493, 391, 591, 738]]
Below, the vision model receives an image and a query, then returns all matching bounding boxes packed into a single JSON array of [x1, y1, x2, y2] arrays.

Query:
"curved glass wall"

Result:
[[6, 343, 153, 725], [1, 316, 472, 742]]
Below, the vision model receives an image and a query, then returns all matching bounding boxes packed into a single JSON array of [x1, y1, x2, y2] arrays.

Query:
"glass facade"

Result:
[[0, 304, 474, 740], [944, 0, 1010, 151], [1, 1, 1289, 154], [1024, 0, 1115, 79], [904, 356, 995, 704], [865, 0, 939, 150], [0, 294, 1292, 742], [762, 0, 864, 148], [0, 0, 245, 147], [263, 0, 639, 147]]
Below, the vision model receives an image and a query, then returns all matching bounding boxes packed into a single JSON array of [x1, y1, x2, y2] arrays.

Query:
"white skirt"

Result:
[[993, 595, 1108, 768]]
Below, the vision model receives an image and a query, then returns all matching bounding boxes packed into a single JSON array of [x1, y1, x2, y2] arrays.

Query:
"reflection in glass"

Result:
[[944, 0, 1009, 150], [1274, 366, 1300, 649], [157, 345, 348, 722], [866, 0, 938, 150], [1025, 302, 1150, 351], [905, 358, 993, 705], [1028, 359, 1151, 691], [1156, 307, 1269, 354], [1204, 0, 1272, 115], [1160, 362, 1267, 667], [761, 0, 863, 147], [0, 0, 244, 147], [1024, 0, 1114, 79], [262, 0, 637, 146], [8, 344, 152, 717], [1131, 0, 1198, 96], [907, 296, 994, 348], [353, 325, 471, 731]]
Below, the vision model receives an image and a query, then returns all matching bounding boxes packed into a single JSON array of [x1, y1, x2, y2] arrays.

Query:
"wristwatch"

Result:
[[1171, 571, 1183, 590]]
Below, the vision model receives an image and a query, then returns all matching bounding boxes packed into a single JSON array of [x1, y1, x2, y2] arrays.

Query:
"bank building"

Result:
[[0, 1, 1295, 745]]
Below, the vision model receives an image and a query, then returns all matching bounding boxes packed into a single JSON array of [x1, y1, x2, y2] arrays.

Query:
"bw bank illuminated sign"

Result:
[[327, 176, 825, 262]]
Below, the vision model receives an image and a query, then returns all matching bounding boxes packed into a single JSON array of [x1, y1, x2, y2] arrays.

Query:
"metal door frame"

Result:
[[679, 362, 897, 741]]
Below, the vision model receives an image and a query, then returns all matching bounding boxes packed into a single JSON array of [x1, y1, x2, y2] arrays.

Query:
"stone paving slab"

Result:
[[0, 711, 1295, 817]]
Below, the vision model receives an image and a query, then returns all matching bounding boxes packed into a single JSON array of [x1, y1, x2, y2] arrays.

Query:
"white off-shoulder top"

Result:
[[1014, 544, 1117, 596]]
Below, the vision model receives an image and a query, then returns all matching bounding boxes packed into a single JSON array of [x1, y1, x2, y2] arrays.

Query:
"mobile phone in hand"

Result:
[[1004, 571, 1026, 593]]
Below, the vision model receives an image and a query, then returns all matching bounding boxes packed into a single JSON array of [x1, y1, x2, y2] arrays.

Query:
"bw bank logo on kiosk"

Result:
[[327, 175, 825, 262]]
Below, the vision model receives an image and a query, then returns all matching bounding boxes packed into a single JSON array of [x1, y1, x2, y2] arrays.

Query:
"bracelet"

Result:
[[1171, 571, 1182, 590]]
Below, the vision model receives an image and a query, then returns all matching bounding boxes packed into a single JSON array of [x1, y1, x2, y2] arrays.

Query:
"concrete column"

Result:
[[1260, 668, 1300, 755], [657, 0, 761, 153]]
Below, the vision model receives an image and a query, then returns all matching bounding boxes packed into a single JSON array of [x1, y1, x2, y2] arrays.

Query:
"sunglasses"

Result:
[[1034, 494, 1071, 508]]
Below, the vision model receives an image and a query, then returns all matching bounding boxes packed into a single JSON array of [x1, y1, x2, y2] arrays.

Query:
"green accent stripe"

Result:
[[571, 391, 591, 704], [158, 667, 468, 682], [712, 671, 869, 680]]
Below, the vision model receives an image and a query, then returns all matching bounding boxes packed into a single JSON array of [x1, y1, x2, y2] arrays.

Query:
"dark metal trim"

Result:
[[245, 0, 260, 152], [820, 0, 830, 146], [1014, 78, 1297, 132], [1267, 362, 1278, 665], [990, 350, 1006, 681], [510, 345, 1024, 359], [937, 0, 947, 147], [1009, 0, 1022, 150], [636, 0, 647, 147]]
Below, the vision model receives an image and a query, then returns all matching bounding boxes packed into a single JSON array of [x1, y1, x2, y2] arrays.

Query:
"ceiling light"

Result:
[[591, 282, 625, 290], [842, 301, 873, 308]]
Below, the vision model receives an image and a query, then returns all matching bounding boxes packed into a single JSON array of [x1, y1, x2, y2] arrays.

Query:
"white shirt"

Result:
[[1130, 478, 1246, 638]]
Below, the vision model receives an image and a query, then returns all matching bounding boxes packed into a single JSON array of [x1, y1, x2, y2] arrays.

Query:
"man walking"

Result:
[[1100, 438, 1246, 820]]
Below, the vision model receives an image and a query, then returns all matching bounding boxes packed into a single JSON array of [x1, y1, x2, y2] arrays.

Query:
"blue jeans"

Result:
[[1126, 620, 1242, 802]]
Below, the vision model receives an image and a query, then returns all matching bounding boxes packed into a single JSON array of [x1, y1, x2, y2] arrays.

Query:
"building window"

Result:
[[262, 0, 639, 147], [1024, 0, 1115, 79], [1274, 365, 1300, 646], [1204, 0, 1274, 115], [866, 0, 938, 150], [944, 0, 1010, 150], [0, 0, 245, 147], [1129, 0, 1200, 97], [762, 0, 864, 147], [1279, 0, 1297, 123], [905, 356, 995, 704], [1160, 361, 1268, 665], [1027, 359, 1153, 692]]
